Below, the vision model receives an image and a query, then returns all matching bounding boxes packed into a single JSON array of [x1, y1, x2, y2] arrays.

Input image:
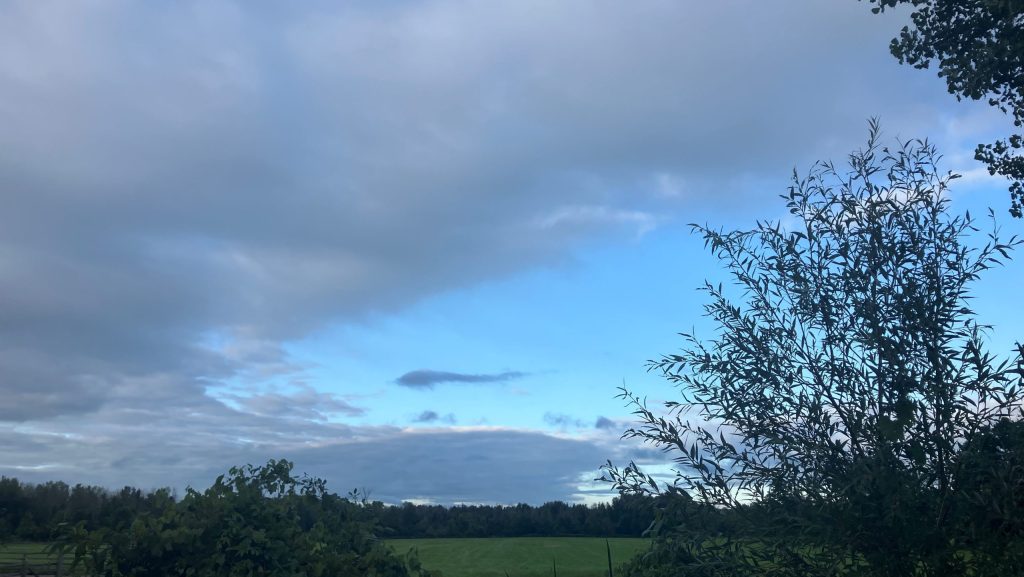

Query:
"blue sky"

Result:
[[0, 0, 1021, 504]]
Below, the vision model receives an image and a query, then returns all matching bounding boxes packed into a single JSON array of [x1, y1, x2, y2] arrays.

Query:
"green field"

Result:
[[0, 542, 49, 555], [0, 542, 65, 575], [3, 538, 650, 577], [387, 537, 649, 577]]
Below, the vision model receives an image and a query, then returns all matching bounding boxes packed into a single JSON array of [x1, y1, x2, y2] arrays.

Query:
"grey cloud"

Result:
[[0, 0, 983, 491], [0, 1, 953, 426], [414, 410, 440, 423], [226, 386, 366, 420], [396, 370, 527, 389], [0, 398, 371, 493], [294, 430, 613, 504], [412, 410, 456, 424], [595, 416, 618, 430], [0, 350, 108, 421], [630, 447, 669, 464], [544, 412, 586, 429], [0, 401, 621, 504]]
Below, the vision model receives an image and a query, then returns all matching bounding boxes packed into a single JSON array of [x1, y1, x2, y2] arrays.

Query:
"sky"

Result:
[[0, 0, 1022, 505]]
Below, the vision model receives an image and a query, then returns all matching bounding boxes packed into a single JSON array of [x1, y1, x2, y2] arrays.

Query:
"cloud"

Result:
[[0, 0, 959, 428], [414, 410, 440, 423], [535, 205, 658, 238], [294, 429, 618, 504], [0, 0, 991, 500], [595, 416, 618, 430], [223, 385, 366, 421], [411, 410, 456, 424], [544, 412, 586, 429], [395, 370, 528, 389], [0, 399, 635, 503]]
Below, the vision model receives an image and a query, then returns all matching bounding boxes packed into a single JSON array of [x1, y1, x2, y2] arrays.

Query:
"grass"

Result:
[[0, 541, 65, 574], [0, 542, 51, 555], [4, 537, 650, 577], [386, 537, 649, 577]]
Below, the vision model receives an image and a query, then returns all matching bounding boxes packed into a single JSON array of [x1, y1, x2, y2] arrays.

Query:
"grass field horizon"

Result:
[[3, 537, 651, 577], [386, 537, 650, 577]]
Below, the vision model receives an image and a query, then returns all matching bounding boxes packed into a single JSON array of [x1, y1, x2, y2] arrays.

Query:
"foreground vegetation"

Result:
[[52, 461, 435, 577]]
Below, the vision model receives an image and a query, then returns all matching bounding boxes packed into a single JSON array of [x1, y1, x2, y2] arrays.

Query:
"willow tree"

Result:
[[608, 122, 1024, 576]]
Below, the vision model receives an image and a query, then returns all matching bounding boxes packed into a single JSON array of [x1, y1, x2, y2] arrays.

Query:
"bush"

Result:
[[59, 459, 434, 577]]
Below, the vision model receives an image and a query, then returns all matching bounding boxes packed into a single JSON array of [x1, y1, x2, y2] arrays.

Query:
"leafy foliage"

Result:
[[950, 418, 1024, 572], [607, 123, 1024, 576], [58, 459, 433, 577], [865, 0, 1024, 216]]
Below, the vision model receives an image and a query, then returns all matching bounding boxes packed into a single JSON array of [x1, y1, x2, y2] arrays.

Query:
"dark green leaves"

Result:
[[57, 460, 425, 577], [864, 0, 1024, 217]]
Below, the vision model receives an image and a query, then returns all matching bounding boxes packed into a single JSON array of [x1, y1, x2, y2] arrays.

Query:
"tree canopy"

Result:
[[607, 122, 1024, 576], [58, 460, 434, 577], [865, 0, 1024, 216]]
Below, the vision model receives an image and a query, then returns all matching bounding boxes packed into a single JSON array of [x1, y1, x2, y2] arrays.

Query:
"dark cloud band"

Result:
[[395, 369, 527, 389]]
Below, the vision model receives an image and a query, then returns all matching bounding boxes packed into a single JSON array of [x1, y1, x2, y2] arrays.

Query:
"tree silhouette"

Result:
[[866, 0, 1024, 217]]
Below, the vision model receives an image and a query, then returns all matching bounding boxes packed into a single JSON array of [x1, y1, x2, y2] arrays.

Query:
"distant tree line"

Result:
[[0, 474, 724, 542], [376, 493, 685, 538], [0, 477, 172, 542]]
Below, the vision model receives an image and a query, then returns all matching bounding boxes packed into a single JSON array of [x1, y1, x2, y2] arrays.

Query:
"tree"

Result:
[[606, 122, 1024, 576], [60, 460, 434, 577], [0, 477, 25, 540], [864, 0, 1024, 217]]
